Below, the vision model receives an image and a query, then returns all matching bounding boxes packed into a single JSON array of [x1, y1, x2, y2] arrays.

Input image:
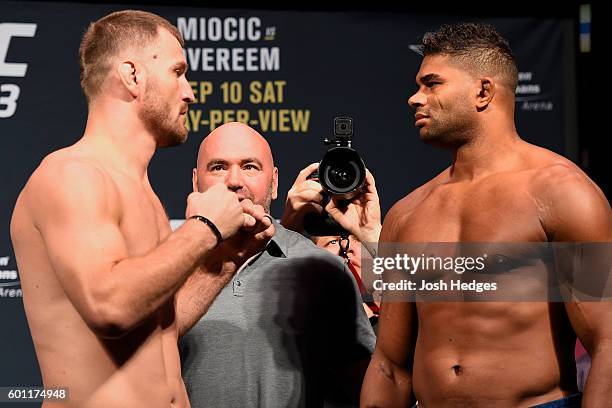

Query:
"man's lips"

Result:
[[415, 112, 429, 126]]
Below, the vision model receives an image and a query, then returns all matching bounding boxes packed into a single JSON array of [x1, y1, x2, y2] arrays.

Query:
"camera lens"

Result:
[[319, 146, 365, 199], [328, 165, 356, 190]]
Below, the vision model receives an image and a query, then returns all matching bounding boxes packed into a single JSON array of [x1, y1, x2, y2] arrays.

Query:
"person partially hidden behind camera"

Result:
[[360, 22, 611, 408], [177, 122, 375, 408], [312, 233, 381, 329], [281, 163, 383, 328]]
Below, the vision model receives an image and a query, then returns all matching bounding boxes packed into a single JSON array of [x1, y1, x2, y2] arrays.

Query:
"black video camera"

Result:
[[304, 117, 366, 236]]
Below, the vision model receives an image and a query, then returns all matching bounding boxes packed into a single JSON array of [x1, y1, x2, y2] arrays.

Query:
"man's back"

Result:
[[383, 141, 608, 406], [11, 143, 189, 407]]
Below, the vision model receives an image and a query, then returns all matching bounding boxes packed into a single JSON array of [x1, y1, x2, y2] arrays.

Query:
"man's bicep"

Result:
[[30, 163, 128, 318], [565, 301, 612, 353], [375, 301, 417, 366], [549, 171, 612, 351]]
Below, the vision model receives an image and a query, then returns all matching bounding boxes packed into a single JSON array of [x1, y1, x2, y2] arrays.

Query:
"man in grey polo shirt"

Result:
[[177, 122, 375, 407]]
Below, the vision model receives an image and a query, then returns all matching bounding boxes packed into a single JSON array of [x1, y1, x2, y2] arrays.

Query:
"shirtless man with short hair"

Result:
[[10, 10, 273, 408], [360, 22, 611, 407]]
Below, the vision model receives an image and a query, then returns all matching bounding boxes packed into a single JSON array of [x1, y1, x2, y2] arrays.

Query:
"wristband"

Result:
[[189, 215, 223, 246]]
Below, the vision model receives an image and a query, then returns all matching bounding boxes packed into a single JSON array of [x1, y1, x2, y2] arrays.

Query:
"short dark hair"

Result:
[[422, 22, 518, 91], [79, 10, 184, 102]]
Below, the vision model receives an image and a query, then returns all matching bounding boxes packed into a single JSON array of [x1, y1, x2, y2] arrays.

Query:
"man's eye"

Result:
[[244, 164, 259, 171], [210, 165, 224, 172], [328, 240, 338, 246]]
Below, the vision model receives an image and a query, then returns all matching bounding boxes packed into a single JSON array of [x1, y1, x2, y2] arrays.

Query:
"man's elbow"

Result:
[[360, 357, 413, 407], [82, 293, 140, 339]]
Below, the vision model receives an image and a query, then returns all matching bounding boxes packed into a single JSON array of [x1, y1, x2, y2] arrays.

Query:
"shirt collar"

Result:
[[266, 218, 289, 258]]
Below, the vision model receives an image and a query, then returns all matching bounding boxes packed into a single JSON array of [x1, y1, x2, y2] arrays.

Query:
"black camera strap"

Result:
[[338, 234, 380, 316]]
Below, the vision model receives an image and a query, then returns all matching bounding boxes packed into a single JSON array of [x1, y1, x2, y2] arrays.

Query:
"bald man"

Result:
[[10, 11, 272, 408], [177, 122, 376, 408]]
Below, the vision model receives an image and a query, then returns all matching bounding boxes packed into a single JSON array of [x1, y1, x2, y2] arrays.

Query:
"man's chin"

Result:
[[419, 130, 447, 147], [178, 130, 189, 144], [419, 129, 436, 144], [157, 131, 188, 148]]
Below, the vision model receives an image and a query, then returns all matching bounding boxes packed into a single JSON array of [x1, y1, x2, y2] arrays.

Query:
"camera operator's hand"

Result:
[[325, 169, 382, 244], [280, 162, 326, 233]]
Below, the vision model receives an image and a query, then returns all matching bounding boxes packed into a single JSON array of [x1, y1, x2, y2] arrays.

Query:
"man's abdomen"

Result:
[[412, 302, 577, 407]]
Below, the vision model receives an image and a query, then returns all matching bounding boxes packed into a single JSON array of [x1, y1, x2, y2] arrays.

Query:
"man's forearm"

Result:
[[361, 357, 413, 407], [175, 259, 238, 338], [94, 220, 219, 336], [582, 342, 612, 407]]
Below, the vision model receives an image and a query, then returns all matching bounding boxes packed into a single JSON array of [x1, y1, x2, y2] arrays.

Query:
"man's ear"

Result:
[[192, 168, 199, 192], [271, 167, 279, 200], [118, 61, 140, 99], [476, 77, 495, 110]]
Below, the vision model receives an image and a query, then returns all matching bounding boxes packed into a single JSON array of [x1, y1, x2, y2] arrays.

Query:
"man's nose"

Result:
[[225, 166, 245, 191], [182, 77, 196, 104], [408, 90, 425, 108]]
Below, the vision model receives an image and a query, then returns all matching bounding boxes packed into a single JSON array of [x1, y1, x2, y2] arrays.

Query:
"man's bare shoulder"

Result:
[[523, 146, 610, 240], [382, 167, 451, 239], [526, 147, 605, 200], [388, 167, 451, 215], [21, 148, 121, 224]]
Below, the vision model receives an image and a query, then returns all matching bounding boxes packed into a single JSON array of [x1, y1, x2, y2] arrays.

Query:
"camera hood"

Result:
[[319, 146, 366, 200]]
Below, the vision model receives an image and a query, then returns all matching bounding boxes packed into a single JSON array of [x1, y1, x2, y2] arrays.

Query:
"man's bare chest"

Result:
[[116, 183, 171, 255], [397, 180, 546, 242]]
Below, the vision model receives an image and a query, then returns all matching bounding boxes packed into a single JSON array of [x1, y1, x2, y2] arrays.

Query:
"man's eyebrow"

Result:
[[240, 158, 263, 167], [205, 158, 264, 167], [417, 73, 443, 84], [206, 159, 228, 168]]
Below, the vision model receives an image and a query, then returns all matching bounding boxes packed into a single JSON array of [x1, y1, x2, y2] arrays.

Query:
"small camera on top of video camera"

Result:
[[304, 117, 367, 236], [334, 117, 353, 136]]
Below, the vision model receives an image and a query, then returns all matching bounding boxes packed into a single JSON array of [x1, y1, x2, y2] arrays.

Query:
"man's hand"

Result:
[[186, 183, 246, 240], [280, 162, 326, 232], [176, 199, 275, 338], [325, 169, 382, 244], [208, 199, 276, 274]]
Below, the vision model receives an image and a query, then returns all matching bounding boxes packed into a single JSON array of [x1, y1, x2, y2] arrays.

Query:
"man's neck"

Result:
[[449, 125, 522, 182], [80, 103, 156, 179]]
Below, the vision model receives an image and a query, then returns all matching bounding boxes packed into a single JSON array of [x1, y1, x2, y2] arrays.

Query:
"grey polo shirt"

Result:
[[179, 223, 376, 408]]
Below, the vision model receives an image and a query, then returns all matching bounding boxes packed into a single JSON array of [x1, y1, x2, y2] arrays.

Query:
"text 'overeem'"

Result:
[[178, 17, 280, 72]]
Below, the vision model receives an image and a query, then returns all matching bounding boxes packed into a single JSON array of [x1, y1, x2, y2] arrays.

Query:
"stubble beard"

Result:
[[239, 185, 274, 214], [139, 81, 188, 148], [420, 105, 474, 150]]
